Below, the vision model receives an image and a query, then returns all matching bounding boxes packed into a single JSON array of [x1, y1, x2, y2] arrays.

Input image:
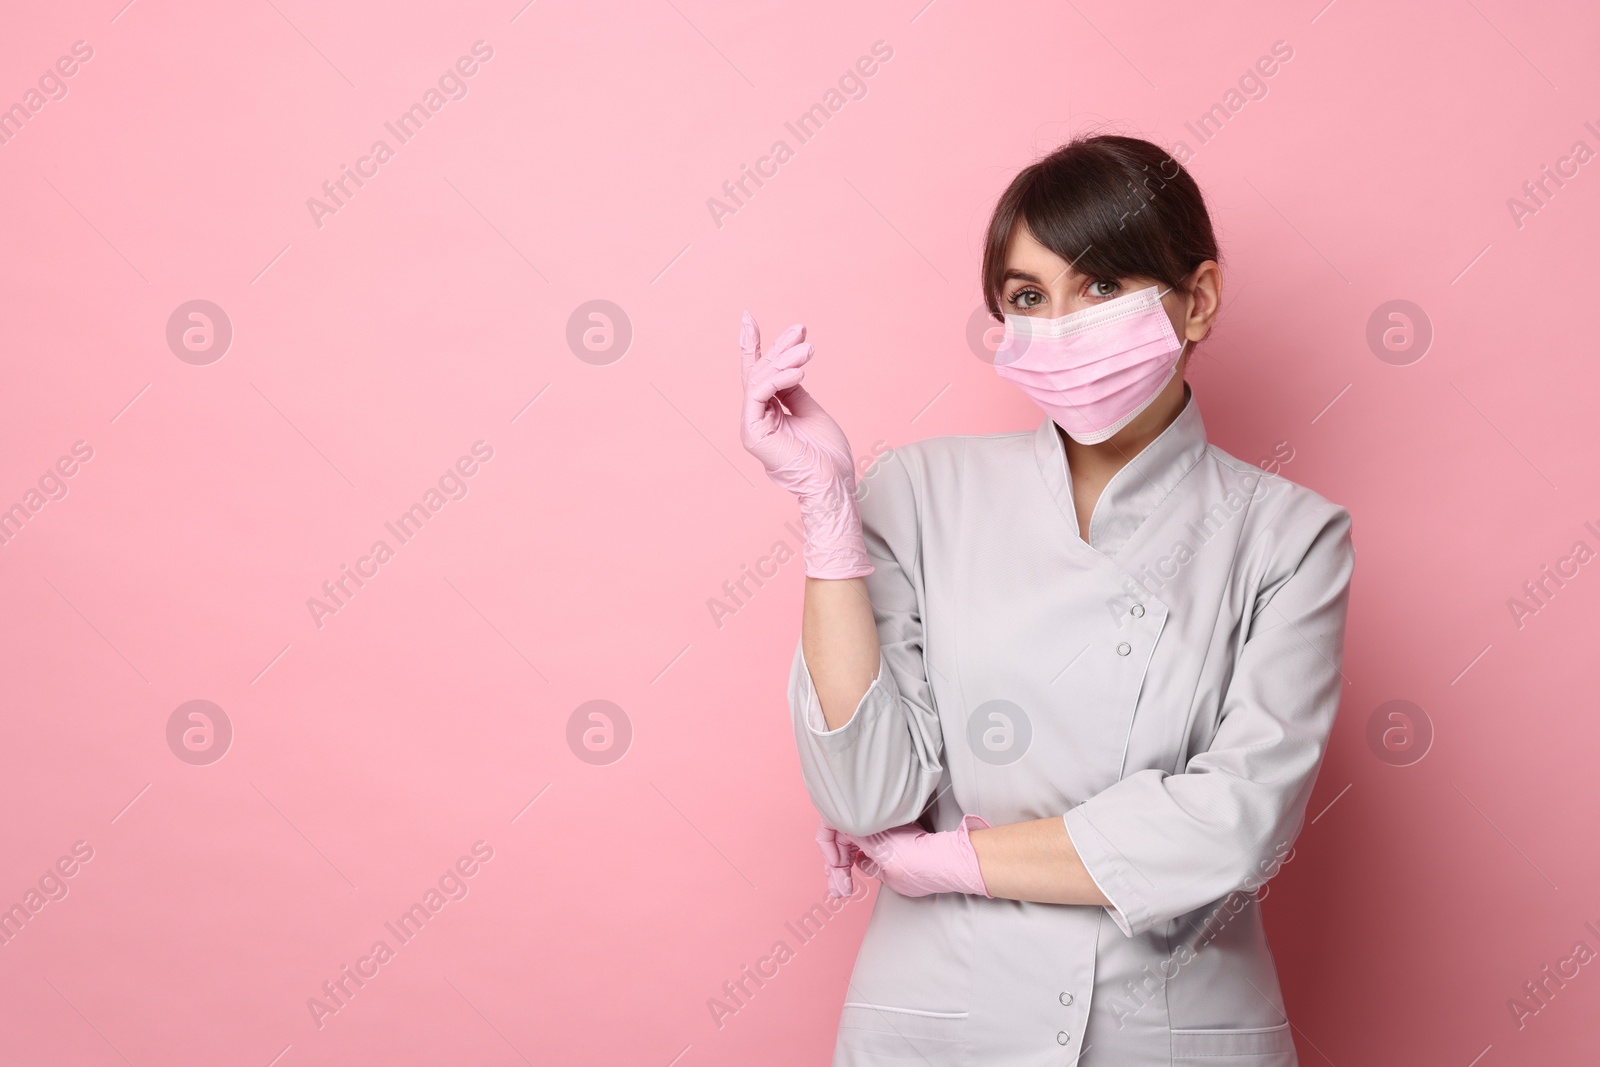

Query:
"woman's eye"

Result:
[[1088, 279, 1120, 299], [1008, 288, 1043, 309]]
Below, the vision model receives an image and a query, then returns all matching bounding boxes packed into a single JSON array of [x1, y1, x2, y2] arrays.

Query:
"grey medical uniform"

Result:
[[788, 384, 1354, 1066]]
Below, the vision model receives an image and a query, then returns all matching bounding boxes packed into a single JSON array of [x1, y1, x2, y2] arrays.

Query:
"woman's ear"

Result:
[[1185, 260, 1223, 342]]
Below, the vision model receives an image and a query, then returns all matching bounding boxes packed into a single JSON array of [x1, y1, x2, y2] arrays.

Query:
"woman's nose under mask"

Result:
[[994, 284, 1188, 444]]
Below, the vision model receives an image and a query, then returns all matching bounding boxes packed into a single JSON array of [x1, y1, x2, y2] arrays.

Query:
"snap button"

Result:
[[1059, 991, 1074, 1006], [1116, 642, 1131, 656], [1130, 604, 1145, 617], [1056, 1030, 1071, 1045]]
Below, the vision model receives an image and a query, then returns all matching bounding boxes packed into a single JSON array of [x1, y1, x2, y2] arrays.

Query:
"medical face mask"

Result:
[[993, 284, 1189, 444]]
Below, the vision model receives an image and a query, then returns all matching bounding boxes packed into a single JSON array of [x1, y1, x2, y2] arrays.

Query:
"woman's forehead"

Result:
[[1004, 227, 1077, 275]]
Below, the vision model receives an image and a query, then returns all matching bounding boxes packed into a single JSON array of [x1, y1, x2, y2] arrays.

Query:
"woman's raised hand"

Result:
[[738, 312, 851, 501], [739, 311, 873, 580]]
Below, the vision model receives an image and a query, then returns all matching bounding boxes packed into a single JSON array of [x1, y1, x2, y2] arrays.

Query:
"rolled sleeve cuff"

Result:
[[1063, 806, 1149, 938], [791, 642, 926, 835], [794, 642, 888, 742]]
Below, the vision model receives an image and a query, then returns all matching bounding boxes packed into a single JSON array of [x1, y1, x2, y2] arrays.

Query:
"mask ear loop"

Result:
[[1155, 285, 1192, 357]]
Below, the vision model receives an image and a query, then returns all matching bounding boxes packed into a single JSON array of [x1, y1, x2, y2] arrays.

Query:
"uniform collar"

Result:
[[1032, 381, 1209, 555]]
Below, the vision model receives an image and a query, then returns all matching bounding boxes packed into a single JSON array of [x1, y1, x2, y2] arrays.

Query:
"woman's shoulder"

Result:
[[853, 426, 1035, 522], [869, 426, 1036, 477], [1200, 443, 1354, 559]]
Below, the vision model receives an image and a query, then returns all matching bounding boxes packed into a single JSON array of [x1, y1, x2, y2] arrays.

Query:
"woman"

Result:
[[738, 134, 1354, 1066]]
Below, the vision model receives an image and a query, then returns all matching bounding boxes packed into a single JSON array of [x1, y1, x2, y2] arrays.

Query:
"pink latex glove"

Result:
[[816, 819, 862, 898], [837, 815, 994, 898], [738, 311, 874, 580]]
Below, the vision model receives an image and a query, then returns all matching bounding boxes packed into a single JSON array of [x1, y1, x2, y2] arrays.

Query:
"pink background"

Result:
[[3, 1, 1598, 1063]]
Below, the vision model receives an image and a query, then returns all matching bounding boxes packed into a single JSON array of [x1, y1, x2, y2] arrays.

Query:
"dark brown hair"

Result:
[[981, 135, 1220, 318]]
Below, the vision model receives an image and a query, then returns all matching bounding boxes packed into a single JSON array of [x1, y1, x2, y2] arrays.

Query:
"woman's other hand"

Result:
[[816, 818, 861, 898], [836, 816, 993, 899]]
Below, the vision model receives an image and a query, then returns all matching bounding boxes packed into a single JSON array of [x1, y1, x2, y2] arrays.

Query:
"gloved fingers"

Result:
[[828, 844, 859, 898], [740, 327, 810, 432], [741, 351, 796, 446], [830, 826, 862, 850], [820, 822, 865, 867], [762, 366, 806, 401], [837, 831, 883, 871], [746, 357, 808, 405], [764, 322, 807, 360], [815, 819, 848, 865], [747, 341, 812, 405], [817, 820, 861, 898], [772, 379, 823, 418], [746, 320, 805, 373], [761, 337, 814, 376], [738, 315, 803, 396], [764, 356, 815, 410], [857, 823, 929, 875], [739, 384, 782, 450]]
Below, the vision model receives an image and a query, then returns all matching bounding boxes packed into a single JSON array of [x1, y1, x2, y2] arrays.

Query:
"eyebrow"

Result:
[[1001, 266, 1080, 285]]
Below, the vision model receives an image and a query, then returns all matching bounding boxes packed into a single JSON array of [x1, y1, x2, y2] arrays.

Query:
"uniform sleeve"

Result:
[[1063, 504, 1355, 937], [787, 446, 947, 837]]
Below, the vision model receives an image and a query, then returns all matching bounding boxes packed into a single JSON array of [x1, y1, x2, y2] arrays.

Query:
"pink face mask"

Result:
[[993, 284, 1188, 444]]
